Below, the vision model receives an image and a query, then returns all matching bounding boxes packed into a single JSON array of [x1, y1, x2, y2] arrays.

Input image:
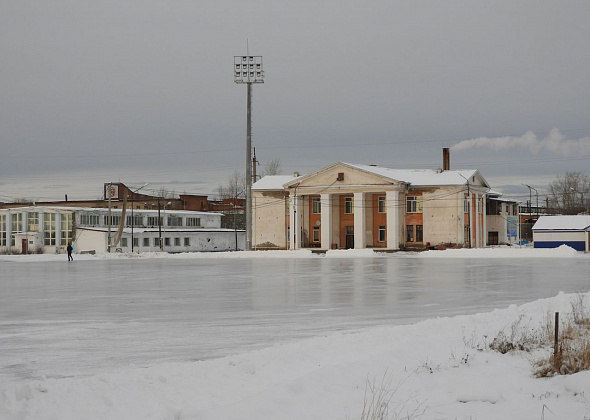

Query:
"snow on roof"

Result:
[[532, 215, 590, 231], [252, 175, 300, 191], [345, 163, 480, 186], [0, 206, 221, 216]]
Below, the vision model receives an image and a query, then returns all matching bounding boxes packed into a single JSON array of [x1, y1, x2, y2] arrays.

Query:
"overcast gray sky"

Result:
[[2, 1, 590, 204]]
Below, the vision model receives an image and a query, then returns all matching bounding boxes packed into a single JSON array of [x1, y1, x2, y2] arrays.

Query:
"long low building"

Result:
[[1, 206, 244, 254], [532, 215, 590, 251]]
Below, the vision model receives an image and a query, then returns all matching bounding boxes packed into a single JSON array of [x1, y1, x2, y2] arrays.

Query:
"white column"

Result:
[[289, 194, 302, 249], [6, 210, 12, 249], [320, 193, 333, 250], [353, 192, 366, 249], [386, 191, 400, 250]]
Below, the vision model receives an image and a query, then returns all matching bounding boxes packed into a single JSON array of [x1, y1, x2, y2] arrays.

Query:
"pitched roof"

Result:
[[532, 215, 590, 231], [252, 175, 300, 191], [345, 163, 482, 187]]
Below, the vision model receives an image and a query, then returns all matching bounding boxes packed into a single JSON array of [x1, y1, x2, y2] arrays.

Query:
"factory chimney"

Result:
[[443, 148, 450, 171]]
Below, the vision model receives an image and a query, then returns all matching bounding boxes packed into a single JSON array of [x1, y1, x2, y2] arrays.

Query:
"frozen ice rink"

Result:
[[2, 250, 589, 384]]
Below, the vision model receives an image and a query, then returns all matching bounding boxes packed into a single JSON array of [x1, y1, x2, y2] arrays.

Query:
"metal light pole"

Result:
[[130, 183, 148, 253], [234, 54, 264, 251]]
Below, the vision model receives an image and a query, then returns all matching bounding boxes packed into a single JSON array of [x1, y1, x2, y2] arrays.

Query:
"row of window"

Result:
[[119, 237, 192, 247], [309, 196, 423, 214], [80, 214, 201, 228]]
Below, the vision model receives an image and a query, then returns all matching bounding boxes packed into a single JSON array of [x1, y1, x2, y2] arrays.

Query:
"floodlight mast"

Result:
[[234, 55, 264, 251]]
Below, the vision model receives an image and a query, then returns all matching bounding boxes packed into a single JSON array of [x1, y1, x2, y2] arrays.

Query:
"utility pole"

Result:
[[459, 174, 471, 248], [234, 53, 264, 251], [107, 183, 112, 253], [158, 197, 162, 251]]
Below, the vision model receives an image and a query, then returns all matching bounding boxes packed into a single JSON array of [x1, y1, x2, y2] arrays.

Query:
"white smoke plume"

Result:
[[450, 128, 590, 157]]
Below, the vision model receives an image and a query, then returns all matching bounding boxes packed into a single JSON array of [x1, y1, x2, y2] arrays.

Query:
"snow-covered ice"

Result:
[[1, 247, 589, 419]]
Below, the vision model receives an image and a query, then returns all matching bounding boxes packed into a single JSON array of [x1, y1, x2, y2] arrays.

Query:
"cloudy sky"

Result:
[[2, 1, 590, 204]]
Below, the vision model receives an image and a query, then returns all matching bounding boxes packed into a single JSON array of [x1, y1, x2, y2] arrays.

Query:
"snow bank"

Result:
[[1, 245, 585, 263], [2, 292, 589, 420]]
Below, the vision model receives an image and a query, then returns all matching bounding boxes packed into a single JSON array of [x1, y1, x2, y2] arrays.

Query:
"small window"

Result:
[[154, 238, 160, 247], [378, 225, 386, 242], [406, 225, 414, 242], [464, 196, 470, 214], [184, 237, 190, 246], [133, 237, 139, 247], [344, 197, 354, 214], [406, 196, 422, 213], [312, 197, 321, 214], [174, 237, 181, 246], [416, 225, 423, 242], [312, 226, 320, 242], [143, 238, 149, 247], [120, 237, 128, 247], [378, 196, 386, 213], [164, 237, 171, 246]]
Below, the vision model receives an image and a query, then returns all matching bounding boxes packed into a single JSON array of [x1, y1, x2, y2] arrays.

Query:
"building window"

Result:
[[121, 237, 128, 247], [167, 216, 183, 227], [126, 215, 144, 227], [133, 237, 139, 248], [464, 195, 470, 213], [60, 214, 73, 246], [44, 213, 56, 246], [184, 237, 190, 246], [312, 197, 321, 214], [0, 214, 6, 246], [345, 197, 354, 214], [378, 225, 386, 242], [477, 198, 483, 214], [416, 225, 423, 242], [104, 215, 121, 226], [28, 212, 39, 232], [186, 217, 201, 227], [164, 237, 171, 246], [12, 213, 23, 235], [80, 214, 100, 226], [406, 196, 422, 213], [174, 237, 181, 246], [143, 238, 150, 247], [154, 237, 160, 247], [378, 196, 386, 213], [406, 225, 414, 242], [312, 226, 320, 242], [147, 216, 162, 227]]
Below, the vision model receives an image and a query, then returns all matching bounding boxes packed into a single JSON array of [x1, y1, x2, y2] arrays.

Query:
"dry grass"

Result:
[[489, 293, 590, 377]]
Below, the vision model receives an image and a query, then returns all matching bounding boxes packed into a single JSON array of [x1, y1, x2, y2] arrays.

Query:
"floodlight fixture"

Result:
[[233, 54, 265, 251]]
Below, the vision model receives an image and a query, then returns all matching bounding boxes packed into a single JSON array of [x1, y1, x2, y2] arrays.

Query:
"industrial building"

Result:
[[0, 206, 244, 254]]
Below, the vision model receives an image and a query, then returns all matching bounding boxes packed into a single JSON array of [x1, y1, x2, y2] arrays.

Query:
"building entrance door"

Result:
[[21, 239, 28, 254], [345, 226, 354, 249]]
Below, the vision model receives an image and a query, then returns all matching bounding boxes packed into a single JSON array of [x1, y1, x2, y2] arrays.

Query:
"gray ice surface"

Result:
[[1, 256, 589, 383]]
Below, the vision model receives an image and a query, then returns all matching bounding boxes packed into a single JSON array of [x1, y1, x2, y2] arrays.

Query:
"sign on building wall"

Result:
[[104, 184, 119, 200], [507, 216, 518, 237]]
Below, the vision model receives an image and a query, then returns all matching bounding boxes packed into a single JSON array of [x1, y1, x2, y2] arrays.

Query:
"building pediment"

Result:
[[283, 162, 405, 194]]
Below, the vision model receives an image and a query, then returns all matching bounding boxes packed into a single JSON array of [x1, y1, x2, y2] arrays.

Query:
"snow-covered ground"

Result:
[[1, 247, 590, 419]]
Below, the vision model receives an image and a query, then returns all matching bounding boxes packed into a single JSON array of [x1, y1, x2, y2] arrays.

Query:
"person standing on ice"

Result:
[[67, 243, 73, 262]]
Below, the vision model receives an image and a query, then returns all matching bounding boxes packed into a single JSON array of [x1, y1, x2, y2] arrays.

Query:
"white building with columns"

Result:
[[252, 162, 491, 251]]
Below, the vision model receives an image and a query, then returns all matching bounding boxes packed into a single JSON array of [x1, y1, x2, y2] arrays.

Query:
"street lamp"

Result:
[[234, 54, 264, 251], [129, 183, 148, 253], [523, 184, 538, 220]]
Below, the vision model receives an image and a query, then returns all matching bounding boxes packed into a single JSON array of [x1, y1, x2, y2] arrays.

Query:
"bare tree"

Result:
[[263, 158, 282, 176], [548, 172, 590, 214], [217, 171, 246, 230]]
